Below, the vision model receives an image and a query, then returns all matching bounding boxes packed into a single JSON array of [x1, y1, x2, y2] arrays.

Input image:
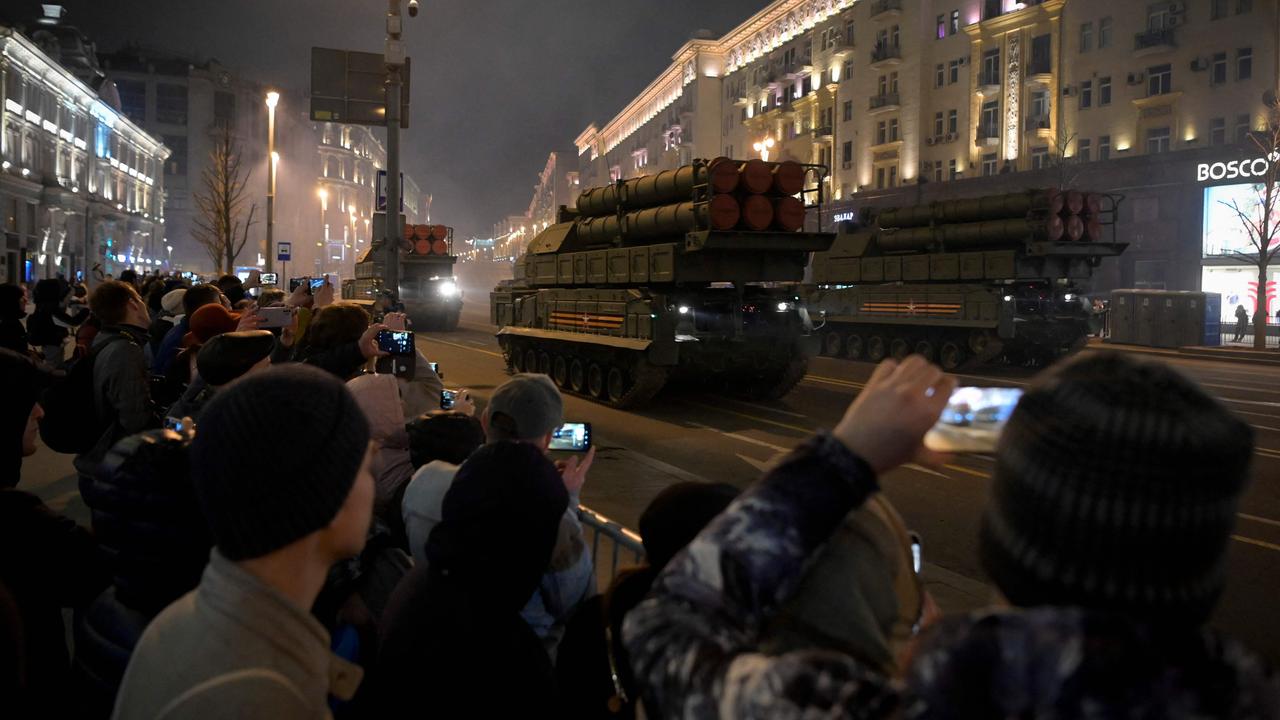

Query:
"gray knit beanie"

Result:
[[191, 364, 371, 560], [980, 352, 1253, 624]]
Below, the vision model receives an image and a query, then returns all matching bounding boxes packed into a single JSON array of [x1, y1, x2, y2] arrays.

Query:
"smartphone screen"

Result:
[[260, 272, 278, 285], [259, 306, 292, 328], [309, 277, 327, 291], [429, 362, 439, 374], [548, 422, 592, 452], [289, 277, 308, 292], [376, 330, 414, 355], [441, 389, 456, 410], [924, 386, 1023, 453]]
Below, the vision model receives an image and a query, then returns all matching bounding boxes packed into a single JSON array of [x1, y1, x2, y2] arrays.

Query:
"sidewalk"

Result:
[[1087, 337, 1280, 367]]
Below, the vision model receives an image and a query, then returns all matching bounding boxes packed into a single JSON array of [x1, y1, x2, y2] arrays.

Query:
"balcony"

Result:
[[870, 44, 902, 68], [1026, 60, 1052, 83], [976, 126, 1000, 146], [1026, 115, 1052, 134], [1134, 28, 1176, 56], [978, 72, 1001, 94], [868, 92, 900, 114], [811, 125, 834, 140], [870, 0, 902, 20]]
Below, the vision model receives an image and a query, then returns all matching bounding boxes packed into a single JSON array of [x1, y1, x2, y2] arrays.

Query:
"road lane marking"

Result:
[[803, 374, 865, 389], [1233, 535, 1280, 553], [681, 400, 816, 434], [1239, 513, 1280, 529], [1222, 398, 1280, 408], [717, 397, 811, 418], [1256, 447, 1280, 460], [687, 422, 793, 453], [943, 464, 992, 479], [735, 453, 773, 472], [421, 337, 503, 358], [1201, 382, 1280, 395]]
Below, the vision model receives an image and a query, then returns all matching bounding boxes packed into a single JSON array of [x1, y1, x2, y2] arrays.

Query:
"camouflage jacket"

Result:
[[622, 431, 901, 719]]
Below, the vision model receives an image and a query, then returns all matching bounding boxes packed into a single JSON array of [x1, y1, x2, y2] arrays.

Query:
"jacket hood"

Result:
[[348, 373, 408, 448], [906, 607, 1280, 718], [426, 442, 568, 612]]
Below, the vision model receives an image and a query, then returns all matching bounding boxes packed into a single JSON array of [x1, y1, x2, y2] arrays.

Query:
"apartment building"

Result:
[[1, 23, 168, 284], [562, 0, 1278, 299]]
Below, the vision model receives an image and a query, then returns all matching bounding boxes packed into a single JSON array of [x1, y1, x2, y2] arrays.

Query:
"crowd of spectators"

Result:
[[0, 269, 1277, 718]]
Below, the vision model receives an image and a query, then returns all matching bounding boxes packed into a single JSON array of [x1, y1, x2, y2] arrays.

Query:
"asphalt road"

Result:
[[20, 262, 1280, 665], [443, 261, 1280, 662]]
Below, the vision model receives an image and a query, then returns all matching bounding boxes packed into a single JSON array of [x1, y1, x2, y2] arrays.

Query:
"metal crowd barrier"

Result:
[[578, 505, 645, 582], [1221, 318, 1280, 348]]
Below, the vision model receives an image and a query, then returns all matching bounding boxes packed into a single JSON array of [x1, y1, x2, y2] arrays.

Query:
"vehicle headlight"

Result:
[[776, 301, 795, 312], [437, 280, 458, 297]]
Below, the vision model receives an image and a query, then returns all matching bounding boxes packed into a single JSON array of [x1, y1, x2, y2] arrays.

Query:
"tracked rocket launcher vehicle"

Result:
[[491, 157, 834, 407]]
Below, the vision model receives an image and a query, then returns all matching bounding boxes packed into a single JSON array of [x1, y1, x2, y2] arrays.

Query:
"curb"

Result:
[[1088, 341, 1280, 368]]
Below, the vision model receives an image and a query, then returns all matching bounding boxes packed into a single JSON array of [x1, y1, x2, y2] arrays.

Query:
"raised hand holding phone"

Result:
[[556, 445, 596, 496], [833, 356, 955, 474]]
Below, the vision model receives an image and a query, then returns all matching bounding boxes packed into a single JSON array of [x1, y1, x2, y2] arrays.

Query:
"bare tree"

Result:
[[1218, 105, 1280, 350], [1047, 126, 1084, 191], [193, 123, 258, 273]]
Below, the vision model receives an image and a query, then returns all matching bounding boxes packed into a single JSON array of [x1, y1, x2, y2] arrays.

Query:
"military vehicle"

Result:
[[344, 223, 462, 330], [806, 189, 1126, 370], [491, 157, 834, 407]]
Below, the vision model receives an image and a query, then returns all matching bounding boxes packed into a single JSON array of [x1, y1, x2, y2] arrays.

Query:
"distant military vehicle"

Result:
[[806, 189, 1126, 369], [491, 158, 834, 407], [344, 223, 462, 330]]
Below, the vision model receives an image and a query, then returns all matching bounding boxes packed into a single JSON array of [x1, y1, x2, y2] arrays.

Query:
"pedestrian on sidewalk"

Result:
[[1234, 304, 1249, 342]]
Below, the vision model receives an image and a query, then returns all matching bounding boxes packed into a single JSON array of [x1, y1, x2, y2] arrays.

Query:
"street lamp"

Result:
[[753, 137, 776, 162], [265, 90, 280, 273]]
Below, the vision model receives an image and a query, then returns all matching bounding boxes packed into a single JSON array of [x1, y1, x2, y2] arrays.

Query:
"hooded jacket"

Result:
[[73, 325, 157, 478], [375, 442, 568, 716], [27, 279, 88, 348], [347, 373, 414, 522]]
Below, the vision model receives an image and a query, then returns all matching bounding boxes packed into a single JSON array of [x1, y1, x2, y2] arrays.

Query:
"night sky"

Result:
[[26, 0, 752, 240]]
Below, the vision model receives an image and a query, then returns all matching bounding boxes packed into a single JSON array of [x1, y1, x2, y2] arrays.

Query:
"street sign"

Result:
[[277, 242, 291, 262], [310, 47, 410, 128], [376, 170, 405, 212], [372, 212, 408, 245]]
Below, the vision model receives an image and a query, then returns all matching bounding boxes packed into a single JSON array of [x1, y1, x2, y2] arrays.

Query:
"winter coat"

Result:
[[0, 349, 59, 487], [622, 432, 898, 719], [0, 284, 28, 355], [0, 489, 110, 718], [905, 607, 1280, 719], [347, 373, 415, 523], [27, 303, 89, 347], [73, 326, 157, 479], [150, 316, 188, 376]]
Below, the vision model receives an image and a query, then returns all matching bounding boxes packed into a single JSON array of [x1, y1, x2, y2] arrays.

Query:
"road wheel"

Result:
[[511, 343, 527, 372], [552, 356, 569, 387], [939, 342, 965, 371], [845, 333, 864, 360], [537, 351, 552, 375], [587, 363, 605, 398], [867, 336, 887, 362], [822, 332, 843, 357], [914, 339, 936, 362], [606, 366, 627, 403], [568, 359, 586, 394], [889, 337, 910, 361], [523, 348, 539, 375]]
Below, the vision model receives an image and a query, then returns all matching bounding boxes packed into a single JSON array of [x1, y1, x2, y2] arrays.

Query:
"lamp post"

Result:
[[265, 90, 279, 273], [317, 186, 328, 273], [753, 136, 776, 162]]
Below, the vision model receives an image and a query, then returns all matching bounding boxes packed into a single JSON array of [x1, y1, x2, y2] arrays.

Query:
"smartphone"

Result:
[[309, 277, 327, 291], [164, 417, 188, 433], [923, 386, 1024, 453], [377, 329, 414, 355], [441, 389, 457, 410], [548, 422, 592, 452], [258, 306, 292, 328], [289, 277, 309, 292], [909, 532, 922, 575], [429, 362, 440, 375], [260, 272, 278, 285]]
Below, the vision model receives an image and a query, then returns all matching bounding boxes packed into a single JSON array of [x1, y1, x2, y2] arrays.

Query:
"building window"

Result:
[[981, 49, 1001, 86], [842, 140, 853, 167], [1080, 22, 1093, 52], [1080, 80, 1093, 108], [843, 100, 854, 122], [947, 109, 958, 134], [1236, 113, 1252, 142], [892, 25, 900, 47], [933, 162, 942, 182], [948, 59, 961, 84], [213, 91, 236, 127], [876, 121, 887, 144], [164, 135, 187, 175], [1030, 89, 1050, 121], [1210, 117, 1226, 145], [1031, 146, 1050, 169], [1237, 47, 1253, 80], [1211, 0, 1228, 19], [1078, 138, 1092, 162], [843, 60, 854, 81], [889, 165, 897, 187], [982, 153, 998, 176], [980, 100, 1000, 138], [950, 10, 960, 34], [1099, 76, 1112, 105], [1147, 64, 1172, 95], [936, 63, 945, 87], [889, 71, 899, 94], [1099, 135, 1111, 160], [934, 112, 944, 137], [1145, 126, 1171, 153], [948, 158, 958, 179], [845, 18, 856, 44], [1148, 4, 1173, 30], [1212, 52, 1228, 84], [1098, 17, 1113, 48], [888, 118, 899, 142], [1237, 0, 1252, 12], [937, 15, 946, 39], [155, 83, 187, 125], [1030, 34, 1052, 75], [116, 79, 147, 124], [876, 167, 886, 188]]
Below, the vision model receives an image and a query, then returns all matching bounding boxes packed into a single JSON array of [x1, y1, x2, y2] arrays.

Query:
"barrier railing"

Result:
[[1220, 318, 1280, 348], [578, 505, 645, 583]]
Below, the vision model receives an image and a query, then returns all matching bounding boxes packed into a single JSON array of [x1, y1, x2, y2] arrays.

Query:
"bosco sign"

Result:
[[1197, 151, 1280, 182]]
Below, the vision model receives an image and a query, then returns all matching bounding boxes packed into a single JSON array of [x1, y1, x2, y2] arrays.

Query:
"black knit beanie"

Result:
[[980, 352, 1253, 624], [191, 364, 371, 560]]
